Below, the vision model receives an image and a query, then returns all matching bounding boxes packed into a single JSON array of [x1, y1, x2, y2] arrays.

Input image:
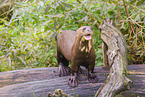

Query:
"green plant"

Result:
[[0, 0, 144, 72], [0, 0, 102, 71]]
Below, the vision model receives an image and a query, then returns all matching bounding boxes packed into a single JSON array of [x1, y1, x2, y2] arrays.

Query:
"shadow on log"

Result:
[[95, 21, 133, 97]]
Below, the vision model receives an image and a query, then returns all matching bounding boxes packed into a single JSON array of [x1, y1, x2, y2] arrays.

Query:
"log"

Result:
[[0, 66, 108, 97], [95, 21, 133, 97], [0, 65, 145, 97]]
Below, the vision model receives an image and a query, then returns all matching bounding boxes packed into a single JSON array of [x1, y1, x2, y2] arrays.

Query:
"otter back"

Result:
[[57, 30, 76, 61]]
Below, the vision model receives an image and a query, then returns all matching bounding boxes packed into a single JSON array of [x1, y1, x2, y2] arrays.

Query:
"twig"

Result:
[[122, 0, 135, 35], [129, 18, 145, 28], [0, 3, 12, 9]]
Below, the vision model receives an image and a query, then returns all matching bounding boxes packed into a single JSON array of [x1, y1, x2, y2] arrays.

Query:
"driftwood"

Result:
[[95, 22, 133, 97]]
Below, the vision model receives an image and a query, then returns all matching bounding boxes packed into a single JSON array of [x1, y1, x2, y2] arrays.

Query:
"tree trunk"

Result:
[[95, 21, 132, 97]]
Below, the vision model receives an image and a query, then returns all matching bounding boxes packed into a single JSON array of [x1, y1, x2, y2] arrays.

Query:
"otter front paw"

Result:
[[59, 63, 71, 77], [68, 76, 79, 87], [88, 73, 99, 83], [78, 67, 83, 74]]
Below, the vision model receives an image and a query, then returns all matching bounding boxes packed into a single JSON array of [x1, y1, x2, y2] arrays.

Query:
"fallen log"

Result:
[[0, 65, 145, 97]]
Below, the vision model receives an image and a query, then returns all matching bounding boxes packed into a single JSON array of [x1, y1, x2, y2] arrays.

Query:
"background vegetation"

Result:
[[0, 0, 144, 72]]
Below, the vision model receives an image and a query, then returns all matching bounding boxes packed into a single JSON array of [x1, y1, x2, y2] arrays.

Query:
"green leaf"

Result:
[[17, 56, 26, 65], [137, 0, 145, 6], [128, 12, 139, 19], [44, 4, 50, 14], [134, 15, 139, 22], [57, 23, 64, 30], [54, 20, 57, 29], [50, 32, 57, 41], [130, 0, 137, 4], [9, 10, 19, 25], [61, 2, 72, 8], [58, 2, 65, 10]]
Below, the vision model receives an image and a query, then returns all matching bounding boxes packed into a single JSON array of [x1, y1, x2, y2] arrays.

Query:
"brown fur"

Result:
[[57, 26, 98, 87]]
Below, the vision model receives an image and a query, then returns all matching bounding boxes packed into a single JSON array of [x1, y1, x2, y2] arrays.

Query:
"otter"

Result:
[[57, 26, 98, 87]]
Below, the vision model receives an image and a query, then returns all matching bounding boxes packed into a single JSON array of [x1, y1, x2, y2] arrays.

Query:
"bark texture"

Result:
[[0, 65, 145, 97], [95, 21, 133, 97]]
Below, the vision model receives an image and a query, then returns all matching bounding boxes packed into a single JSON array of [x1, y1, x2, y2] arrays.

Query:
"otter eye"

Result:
[[83, 27, 86, 30]]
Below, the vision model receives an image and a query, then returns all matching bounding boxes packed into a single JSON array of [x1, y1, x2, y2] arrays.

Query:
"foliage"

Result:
[[0, 0, 144, 72], [48, 89, 72, 97]]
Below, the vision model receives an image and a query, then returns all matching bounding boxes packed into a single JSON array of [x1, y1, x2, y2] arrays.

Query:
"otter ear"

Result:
[[91, 27, 93, 31], [83, 27, 86, 31]]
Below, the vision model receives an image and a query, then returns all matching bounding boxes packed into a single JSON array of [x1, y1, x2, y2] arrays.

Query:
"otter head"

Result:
[[76, 26, 94, 53], [76, 26, 93, 41]]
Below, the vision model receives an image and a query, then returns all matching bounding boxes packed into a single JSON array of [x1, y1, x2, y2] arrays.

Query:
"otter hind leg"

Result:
[[87, 65, 99, 83], [57, 51, 71, 77]]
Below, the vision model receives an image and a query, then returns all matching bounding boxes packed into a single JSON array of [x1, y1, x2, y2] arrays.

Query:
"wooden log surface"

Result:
[[0, 64, 145, 97], [96, 22, 132, 97]]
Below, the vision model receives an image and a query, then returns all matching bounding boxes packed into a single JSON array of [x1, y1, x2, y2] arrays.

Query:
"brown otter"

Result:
[[57, 26, 98, 87]]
